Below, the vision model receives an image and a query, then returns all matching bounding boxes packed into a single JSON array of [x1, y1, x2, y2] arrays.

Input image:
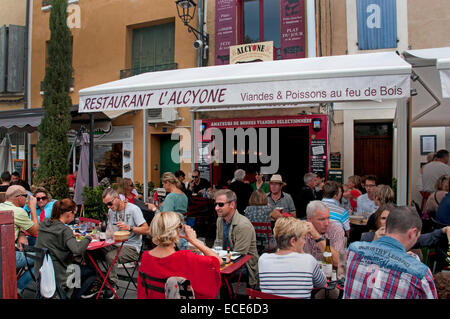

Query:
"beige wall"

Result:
[[31, 0, 197, 185], [408, 0, 450, 49], [0, 0, 26, 26]]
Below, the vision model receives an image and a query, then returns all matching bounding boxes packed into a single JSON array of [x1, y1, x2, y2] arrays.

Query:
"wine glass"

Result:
[[213, 239, 223, 251]]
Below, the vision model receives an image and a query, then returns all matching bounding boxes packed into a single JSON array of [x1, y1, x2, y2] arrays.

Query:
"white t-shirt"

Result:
[[356, 193, 378, 215], [108, 202, 146, 251], [422, 161, 450, 193], [258, 252, 327, 298]]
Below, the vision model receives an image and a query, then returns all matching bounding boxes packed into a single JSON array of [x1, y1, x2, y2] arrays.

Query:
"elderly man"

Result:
[[356, 175, 378, 216], [344, 206, 438, 299], [303, 201, 345, 267], [0, 185, 38, 295], [214, 189, 259, 289], [229, 169, 254, 214], [267, 174, 296, 219], [297, 172, 322, 219], [321, 181, 350, 236], [422, 149, 450, 193], [98, 188, 149, 298]]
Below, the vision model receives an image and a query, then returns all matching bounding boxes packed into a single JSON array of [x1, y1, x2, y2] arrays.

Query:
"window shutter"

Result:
[[0, 25, 7, 93], [7, 25, 25, 92]]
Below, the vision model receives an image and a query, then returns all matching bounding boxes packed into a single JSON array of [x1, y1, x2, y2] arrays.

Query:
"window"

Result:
[[131, 22, 175, 75], [240, 0, 281, 59]]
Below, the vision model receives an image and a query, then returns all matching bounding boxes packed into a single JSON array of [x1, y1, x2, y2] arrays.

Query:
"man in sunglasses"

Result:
[[96, 188, 149, 298], [0, 185, 38, 296], [214, 189, 259, 291], [188, 169, 211, 196]]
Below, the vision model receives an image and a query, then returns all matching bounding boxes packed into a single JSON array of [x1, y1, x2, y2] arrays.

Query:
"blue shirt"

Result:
[[436, 191, 450, 225], [24, 200, 57, 223], [222, 216, 233, 250]]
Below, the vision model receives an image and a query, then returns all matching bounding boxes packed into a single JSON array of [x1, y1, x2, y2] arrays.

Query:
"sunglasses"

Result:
[[105, 197, 116, 207], [192, 176, 199, 179], [214, 201, 231, 207], [36, 196, 48, 201]]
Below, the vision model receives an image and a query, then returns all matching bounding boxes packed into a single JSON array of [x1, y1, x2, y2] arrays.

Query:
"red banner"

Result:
[[215, 0, 236, 65], [280, 0, 306, 59]]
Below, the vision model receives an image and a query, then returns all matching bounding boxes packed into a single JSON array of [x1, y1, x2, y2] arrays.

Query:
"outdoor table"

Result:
[[220, 254, 252, 299], [86, 239, 127, 299]]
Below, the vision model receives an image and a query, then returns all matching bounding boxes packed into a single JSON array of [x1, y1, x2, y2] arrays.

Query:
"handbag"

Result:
[[39, 253, 56, 298]]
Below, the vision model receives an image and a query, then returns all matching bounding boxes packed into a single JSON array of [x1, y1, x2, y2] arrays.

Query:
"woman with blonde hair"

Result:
[[423, 174, 449, 219], [258, 216, 327, 298], [118, 177, 138, 204], [137, 211, 221, 299], [374, 184, 395, 206], [146, 172, 188, 219]]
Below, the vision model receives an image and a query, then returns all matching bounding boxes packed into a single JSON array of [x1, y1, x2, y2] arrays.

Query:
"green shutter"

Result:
[[132, 22, 174, 74]]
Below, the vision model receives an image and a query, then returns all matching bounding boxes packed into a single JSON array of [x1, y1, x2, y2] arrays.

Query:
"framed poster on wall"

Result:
[[420, 135, 436, 155]]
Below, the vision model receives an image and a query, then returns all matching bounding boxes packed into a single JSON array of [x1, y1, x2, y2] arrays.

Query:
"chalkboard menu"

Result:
[[310, 139, 327, 176], [197, 142, 211, 182], [13, 159, 25, 180], [328, 170, 343, 184], [330, 152, 341, 169]]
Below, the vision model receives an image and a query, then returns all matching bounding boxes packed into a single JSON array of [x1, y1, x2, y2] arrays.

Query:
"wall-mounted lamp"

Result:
[[175, 0, 209, 66]]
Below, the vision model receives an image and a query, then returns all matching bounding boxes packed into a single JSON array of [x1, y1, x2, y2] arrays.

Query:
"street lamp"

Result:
[[175, 0, 209, 66]]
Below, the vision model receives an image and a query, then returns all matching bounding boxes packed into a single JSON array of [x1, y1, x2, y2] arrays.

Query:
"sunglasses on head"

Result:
[[36, 196, 48, 201], [214, 201, 230, 207]]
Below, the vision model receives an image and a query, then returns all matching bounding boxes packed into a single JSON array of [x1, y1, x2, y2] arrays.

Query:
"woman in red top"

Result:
[[137, 211, 222, 299], [118, 178, 137, 204], [343, 175, 362, 212]]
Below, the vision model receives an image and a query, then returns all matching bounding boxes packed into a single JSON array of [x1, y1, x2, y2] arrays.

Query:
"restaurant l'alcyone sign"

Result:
[[79, 74, 409, 112], [79, 52, 411, 113]]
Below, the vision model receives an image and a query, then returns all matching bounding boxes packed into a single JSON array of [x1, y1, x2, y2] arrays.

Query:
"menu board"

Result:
[[328, 170, 343, 184], [13, 159, 25, 180], [310, 139, 326, 176], [330, 152, 341, 169]]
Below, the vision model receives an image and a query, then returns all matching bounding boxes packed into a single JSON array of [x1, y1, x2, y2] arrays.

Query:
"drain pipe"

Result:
[[25, 0, 33, 185], [307, 0, 316, 58]]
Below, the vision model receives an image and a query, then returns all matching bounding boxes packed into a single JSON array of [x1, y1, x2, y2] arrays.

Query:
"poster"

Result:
[[215, 0, 236, 65], [230, 41, 274, 64], [310, 139, 326, 176], [280, 0, 305, 59]]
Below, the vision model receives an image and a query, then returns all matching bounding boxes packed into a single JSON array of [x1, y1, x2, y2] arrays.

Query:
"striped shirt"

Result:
[[344, 237, 438, 299], [321, 198, 350, 231], [258, 252, 327, 298]]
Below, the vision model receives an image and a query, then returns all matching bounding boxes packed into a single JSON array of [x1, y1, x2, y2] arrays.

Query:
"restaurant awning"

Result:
[[78, 52, 411, 113], [0, 108, 44, 133], [403, 47, 450, 127]]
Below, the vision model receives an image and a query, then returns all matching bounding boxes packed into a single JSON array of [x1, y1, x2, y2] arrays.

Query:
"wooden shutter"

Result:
[[0, 25, 7, 93], [7, 25, 25, 92]]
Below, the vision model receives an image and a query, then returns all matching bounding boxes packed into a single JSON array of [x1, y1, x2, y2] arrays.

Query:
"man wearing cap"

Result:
[[267, 174, 296, 219]]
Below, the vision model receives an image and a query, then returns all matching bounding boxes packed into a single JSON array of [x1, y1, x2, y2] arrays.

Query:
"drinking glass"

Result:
[[79, 222, 87, 235], [213, 239, 223, 251]]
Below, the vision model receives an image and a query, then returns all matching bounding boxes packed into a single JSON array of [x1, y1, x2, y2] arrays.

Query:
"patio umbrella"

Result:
[[74, 132, 98, 205], [0, 136, 13, 173]]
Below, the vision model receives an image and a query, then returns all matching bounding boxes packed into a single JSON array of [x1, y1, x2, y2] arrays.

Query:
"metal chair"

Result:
[[246, 288, 293, 299], [251, 222, 275, 254]]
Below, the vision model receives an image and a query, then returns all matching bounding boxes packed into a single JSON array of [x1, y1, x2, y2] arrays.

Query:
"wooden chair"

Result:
[[246, 288, 293, 299], [0, 192, 5, 203], [251, 222, 275, 253]]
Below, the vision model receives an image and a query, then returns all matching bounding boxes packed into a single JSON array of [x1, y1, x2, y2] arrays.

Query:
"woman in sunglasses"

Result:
[[137, 211, 221, 299], [24, 187, 57, 224]]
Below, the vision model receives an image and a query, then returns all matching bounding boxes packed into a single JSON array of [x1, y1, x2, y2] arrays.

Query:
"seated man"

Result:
[[356, 175, 378, 216], [321, 181, 350, 236], [0, 185, 39, 296], [267, 174, 296, 219], [296, 173, 322, 219], [98, 188, 149, 298], [303, 201, 345, 268], [214, 189, 259, 290], [188, 169, 211, 196], [344, 206, 438, 299]]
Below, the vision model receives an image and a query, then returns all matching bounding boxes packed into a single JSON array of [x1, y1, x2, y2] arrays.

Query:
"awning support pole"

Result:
[[143, 110, 148, 202], [89, 114, 94, 188], [411, 70, 442, 123]]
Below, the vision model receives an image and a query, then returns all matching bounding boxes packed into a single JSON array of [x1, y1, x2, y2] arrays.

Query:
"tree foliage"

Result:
[[36, 0, 73, 198]]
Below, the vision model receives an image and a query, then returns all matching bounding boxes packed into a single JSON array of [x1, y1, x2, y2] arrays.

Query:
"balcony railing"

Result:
[[120, 63, 178, 79]]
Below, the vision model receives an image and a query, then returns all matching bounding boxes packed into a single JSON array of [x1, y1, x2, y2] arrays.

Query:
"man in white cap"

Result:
[[267, 174, 296, 219]]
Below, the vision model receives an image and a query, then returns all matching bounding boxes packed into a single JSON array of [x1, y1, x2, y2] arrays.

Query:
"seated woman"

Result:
[[146, 172, 188, 221], [366, 185, 395, 230], [423, 174, 449, 219], [24, 187, 57, 223], [342, 175, 362, 213], [244, 189, 277, 253], [137, 211, 221, 299], [258, 216, 327, 299], [251, 170, 269, 193], [34, 199, 99, 299], [118, 177, 139, 204]]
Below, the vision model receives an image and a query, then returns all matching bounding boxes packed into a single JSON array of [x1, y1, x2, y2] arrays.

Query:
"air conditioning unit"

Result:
[[148, 108, 179, 123]]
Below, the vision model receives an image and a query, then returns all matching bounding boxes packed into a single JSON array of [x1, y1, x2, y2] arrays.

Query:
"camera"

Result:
[[193, 39, 203, 49]]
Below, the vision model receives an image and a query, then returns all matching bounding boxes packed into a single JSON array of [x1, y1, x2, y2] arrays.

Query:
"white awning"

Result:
[[403, 47, 450, 127], [78, 52, 411, 113]]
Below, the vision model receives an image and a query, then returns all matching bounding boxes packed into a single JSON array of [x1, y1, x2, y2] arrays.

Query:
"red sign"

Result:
[[215, 0, 236, 65], [280, 0, 306, 59]]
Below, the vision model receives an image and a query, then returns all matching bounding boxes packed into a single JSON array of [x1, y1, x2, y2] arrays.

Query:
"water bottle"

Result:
[[202, 188, 207, 198], [105, 215, 115, 244]]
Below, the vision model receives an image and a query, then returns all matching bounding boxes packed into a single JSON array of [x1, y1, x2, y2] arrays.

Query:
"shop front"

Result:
[[195, 114, 327, 196]]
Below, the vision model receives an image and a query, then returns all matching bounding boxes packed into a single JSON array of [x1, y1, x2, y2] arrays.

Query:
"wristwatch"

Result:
[[129, 226, 134, 232], [315, 235, 325, 243], [152, 207, 157, 212]]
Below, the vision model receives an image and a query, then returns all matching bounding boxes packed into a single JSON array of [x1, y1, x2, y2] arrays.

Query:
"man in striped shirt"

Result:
[[321, 181, 350, 236], [344, 206, 438, 299]]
